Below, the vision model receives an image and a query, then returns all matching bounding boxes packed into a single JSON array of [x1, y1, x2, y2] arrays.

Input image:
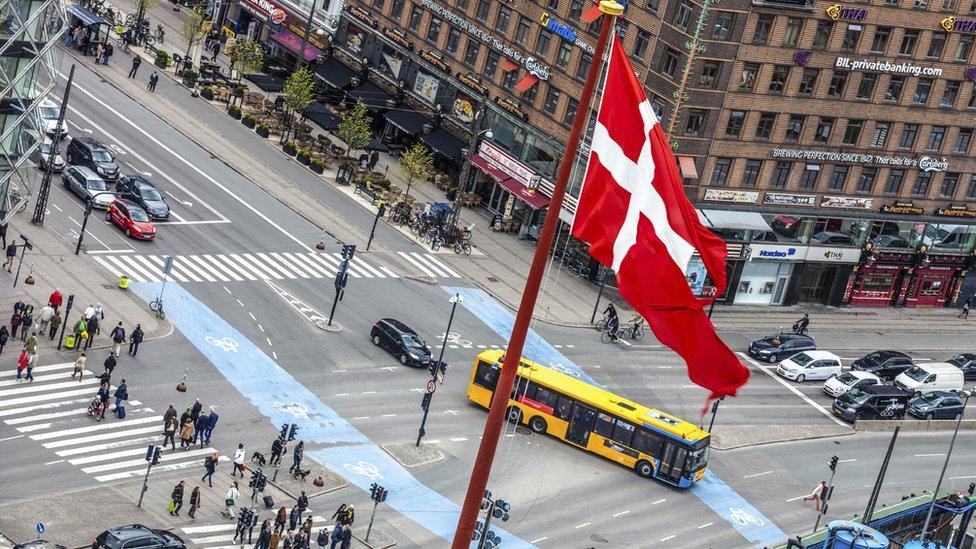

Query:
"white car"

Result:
[[777, 350, 843, 382], [35, 99, 68, 139], [822, 371, 881, 397]]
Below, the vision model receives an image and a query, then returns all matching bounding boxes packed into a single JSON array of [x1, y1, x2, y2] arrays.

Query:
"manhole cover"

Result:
[[487, 277, 498, 282]]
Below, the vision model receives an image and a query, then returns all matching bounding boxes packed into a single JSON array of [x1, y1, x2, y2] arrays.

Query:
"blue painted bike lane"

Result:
[[131, 282, 535, 549], [442, 285, 787, 547]]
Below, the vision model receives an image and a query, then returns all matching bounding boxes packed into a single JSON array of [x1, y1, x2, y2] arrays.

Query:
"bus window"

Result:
[[474, 361, 499, 390], [512, 377, 531, 399], [554, 395, 573, 420], [594, 413, 615, 438], [632, 428, 664, 457], [611, 420, 636, 447], [535, 386, 558, 408]]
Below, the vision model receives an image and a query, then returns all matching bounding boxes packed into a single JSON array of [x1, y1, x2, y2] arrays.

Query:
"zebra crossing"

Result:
[[0, 362, 227, 482], [92, 252, 463, 283], [179, 516, 332, 548]]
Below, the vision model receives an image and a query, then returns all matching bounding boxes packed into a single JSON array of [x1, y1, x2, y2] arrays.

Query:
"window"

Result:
[[576, 53, 592, 80], [633, 428, 665, 456], [535, 30, 552, 56], [740, 62, 759, 90], [798, 69, 819, 95], [828, 71, 848, 98], [713, 11, 735, 40], [914, 78, 933, 104], [554, 395, 573, 420], [871, 121, 891, 148], [756, 112, 776, 140], [483, 50, 500, 78], [651, 95, 668, 120], [783, 18, 803, 47], [940, 172, 960, 198], [955, 127, 973, 153], [957, 34, 975, 61], [548, 0, 559, 8], [674, 1, 693, 30], [927, 125, 947, 150], [753, 14, 773, 44], [970, 86, 976, 108], [456, 0, 469, 10], [611, 420, 636, 446], [945, 0, 959, 8], [543, 86, 561, 115], [941, 80, 960, 107], [912, 171, 933, 196], [523, 82, 539, 104], [502, 69, 518, 89], [856, 73, 878, 100], [391, 0, 405, 19], [785, 115, 804, 142], [564, 98, 578, 125], [915, 0, 928, 7], [463, 40, 480, 67], [515, 16, 530, 45], [711, 158, 733, 185], [555, 42, 572, 69], [927, 32, 947, 58], [886, 76, 906, 101], [446, 28, 461, 54], [857, 167, 878, 194], [884, 169, 906, 194], [843, 119, 863, 145], [799, 164, 820, 190], [888, 0, 899, 5], [900, 123, 919, 149], [699, 60, 721, 88], [495, 5, 511, 32], [813, 21, 833, 50], [473, 361, 499, 389], [475, 0, 491, 21], [661, 48, 681, 79], [373, 0, 384, 8], [408, 6, 423, 31], [426, 17, 441, 43], [900, 29, 920, 55], [570, 0, 584, 20], [842, 24, 862, 51], [685, 109, 707, 136], [966, 175, 976, 199], [593, 413, 615, 438], [726, 110, 745, 137], [871, 27, 891, 53], [634, 29, 652, 59], [814, 117, 834, 143], [771, 161, 792, 188], [742, 160, 763, 187], [828, 165, 849, 191], [647, 0, 660, 12], [769, 65, 790, 93]]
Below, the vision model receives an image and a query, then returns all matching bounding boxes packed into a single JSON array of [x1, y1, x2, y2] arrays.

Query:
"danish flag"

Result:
[[571, 36, 749, 399]]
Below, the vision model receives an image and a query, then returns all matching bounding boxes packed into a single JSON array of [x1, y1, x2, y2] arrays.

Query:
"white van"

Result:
[[894, 363, 964, 394]]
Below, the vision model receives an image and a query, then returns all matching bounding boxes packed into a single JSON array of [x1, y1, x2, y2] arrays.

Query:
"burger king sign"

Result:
[[245, 0, 287, 24]]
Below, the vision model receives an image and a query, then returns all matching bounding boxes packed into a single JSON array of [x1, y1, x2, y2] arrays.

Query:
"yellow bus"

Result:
[[467, 349, 709, 488]]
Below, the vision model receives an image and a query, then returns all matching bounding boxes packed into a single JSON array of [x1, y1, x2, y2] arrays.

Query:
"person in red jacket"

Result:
[[49, 289, 63, 311]]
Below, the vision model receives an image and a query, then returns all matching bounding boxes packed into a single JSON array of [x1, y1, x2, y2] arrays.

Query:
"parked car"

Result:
[[777, 350, 843, 382], [748, 333, 816, 363], [116, 175, 170, 220], [870, 234, 910, 248], [92, 525, 185, 549], [850, 350, 915, 379], [908, 391, 968, 420], [370, 318, 432, 367], [66, 137, 119, 180], [947, 353, 976, 380], [894, 363, 965, 395], [61, 166, 115, 209], [14, 541, 67, 549], [822, 371, 882, 397], [811, 231, 855, 245], [771, 215, 800, 237], [22, 131, 65, 172], [106, 199, 156, 241], [34, 98, 68, 138], [832, 385, 912, 421]]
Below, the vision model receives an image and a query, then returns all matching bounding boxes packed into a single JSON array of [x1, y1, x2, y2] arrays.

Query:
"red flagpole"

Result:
[[450, 2, 622, 546]]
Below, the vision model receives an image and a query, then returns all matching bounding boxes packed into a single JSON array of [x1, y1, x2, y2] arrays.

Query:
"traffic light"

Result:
[[369, 483, 387, 503], [280, 423, 288, 439], [494, 499, 511, 522], [829, 455, 839, 472], [370, 482, 379, 500], [341, 244, 357, 261], [421, 392, 432, 411], [287, 423, 298, 441], [256, 474, 267, 492], [334, 271, 348, 290], [429, 360, 447, 377], [145, 444, 161, 465]]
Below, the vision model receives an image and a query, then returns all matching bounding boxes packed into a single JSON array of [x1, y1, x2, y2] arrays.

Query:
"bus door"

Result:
[[565, 403, 597, 446], [655, 441, 688, 485]]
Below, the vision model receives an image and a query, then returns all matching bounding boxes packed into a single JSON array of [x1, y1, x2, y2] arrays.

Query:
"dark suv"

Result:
[[92, 525, 184, 549], [370, 318, 432, 367], [747, 333, 816, 363], [66, 137, 119, 181], [851, 350, 914, 379], [116, 175, 170, 220]]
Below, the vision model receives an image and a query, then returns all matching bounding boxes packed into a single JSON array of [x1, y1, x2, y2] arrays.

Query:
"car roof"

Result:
[[380, 318, 415, 334], [114, 198, 146, 210], [105, 524, 155, 538], [847, 371, 880, 380], [793, 350, 839, 360], [954, 353, 976, 360], [922, 391, 958, 399], [912, 362, 963, 374], [73, 137, 108, 151], [862, 385, 912, 396], [70, 165, 101, 178], [867, 350, 910, 359]]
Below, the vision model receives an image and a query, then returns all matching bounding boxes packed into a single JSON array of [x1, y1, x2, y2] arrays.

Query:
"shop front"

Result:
[[729, 244, 803, 306], [785, 245, 860, 306], [901, 254, 967, 308], [468, 140, 550, 239], [845, 251, 966, 308], [845, 251, 913, 308]]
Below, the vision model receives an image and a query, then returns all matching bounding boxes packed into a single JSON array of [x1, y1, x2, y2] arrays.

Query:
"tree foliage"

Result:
[[229, 38, 264, 81], [180, 6, 208, 64], [337, 100, 372, 156], [282, 68, 315, 113], [398, 142, 434, 200]]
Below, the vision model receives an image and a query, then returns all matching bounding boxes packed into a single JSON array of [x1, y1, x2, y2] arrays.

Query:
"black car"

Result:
[[66, 137, 119, 181], [851, 350, 914, 379], [92, 525, 185, 549], [947, 353, 976, 380], [832, 385, 912, 422], [116, 175, 170, 220], [811, 231, 855, 245], [908, 391, 967, 420], [14, 541, 67, 549], [370, 318, 432, 367], [747, 333, 816, 363]]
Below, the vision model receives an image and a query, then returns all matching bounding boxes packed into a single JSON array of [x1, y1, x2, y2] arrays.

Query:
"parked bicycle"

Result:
[[149, 297, 165, 320]]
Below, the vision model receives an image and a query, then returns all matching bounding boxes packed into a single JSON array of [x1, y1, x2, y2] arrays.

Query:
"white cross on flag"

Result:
[[571, 36, 749, 398]]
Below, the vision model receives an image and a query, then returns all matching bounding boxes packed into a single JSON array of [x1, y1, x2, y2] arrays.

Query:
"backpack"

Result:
[[113, 328, 125, 343], [205, 456, 215, 468], [316, 530, 327, 547]]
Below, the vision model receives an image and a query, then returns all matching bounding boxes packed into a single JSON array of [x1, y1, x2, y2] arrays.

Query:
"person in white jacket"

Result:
[[224, 481, 240, 518], [233, 443, 246, 477]]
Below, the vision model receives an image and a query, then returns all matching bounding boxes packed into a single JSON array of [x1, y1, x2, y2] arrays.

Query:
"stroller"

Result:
[[87, 395, 107, 422]]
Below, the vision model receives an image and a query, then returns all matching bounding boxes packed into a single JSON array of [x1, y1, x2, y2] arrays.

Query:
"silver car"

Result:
[[62, 166, 115, 209]]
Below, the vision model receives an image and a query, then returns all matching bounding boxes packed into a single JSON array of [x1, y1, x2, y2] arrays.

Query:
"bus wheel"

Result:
[[506, 406, 523, 425], [528, 416, 547, 434], [635, 460, 654, 478]]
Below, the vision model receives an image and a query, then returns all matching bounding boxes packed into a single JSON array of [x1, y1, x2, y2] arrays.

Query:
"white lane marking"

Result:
[[786, 495, 808, 502], [258, 324, 265, 332], [271, 252, 315, 278], [397, 251, 435, 277], [362, 391, 377, 395], [738, 352, 847, 428], [612, 510, 630, 517], [915, 453, 947, 457], [381, 413, 397, 418], [256, 252, 300, 279], [743, 470, 773, 479], [450, 437, 468, 442], [52, 204, 63, 212], [45, 459, 64, 465], [839, 458, 858, 463], [660, 535, 676, 542], [410, 253, 450, 277], [422, 254, 461, 277], [530, 537, 548, 544], [205, 255, 248, 281], [223, 254, 270, 281], [87, 249, 135, 254], [30, 415, 161, 441], [652, 499, 666, 505], [67, 215, 114, 251], [0, 434, 24, 442], [182, 255, 225, 281], [574, 523, 590, 529], [175, 256, 217, 282], [236, 299, 246, 308], [249, 312, 257, 320], [334, 393, 349, 397], [353, 257, 387, 278], [698, 522, 714, 529], [353, 416, 370, 420], [273, 351, 278, 360], [240, 253, 285, 280], [266, 338, 273, 347], [289, 253, 334, 278]]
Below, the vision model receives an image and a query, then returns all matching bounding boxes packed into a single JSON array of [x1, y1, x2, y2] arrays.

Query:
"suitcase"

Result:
[[64, 335, 76, 349], [263, 495, 274, 509], [117, 405, 126, 419]]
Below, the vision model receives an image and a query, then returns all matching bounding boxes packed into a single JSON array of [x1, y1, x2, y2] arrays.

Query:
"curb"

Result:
[[711, 429, 855, 451]]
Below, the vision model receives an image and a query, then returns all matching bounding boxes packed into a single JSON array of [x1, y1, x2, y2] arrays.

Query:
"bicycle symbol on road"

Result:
[[438, 332, 472, 348], [274, 401, 310, 420], [344, 460, 383, 480], [728, 507, 765, 527], [205, 336, 239, 353], [548, 362, 582, 378]]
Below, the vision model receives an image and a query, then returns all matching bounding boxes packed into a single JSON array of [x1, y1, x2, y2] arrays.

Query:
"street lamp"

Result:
[[416, 293, 462, 446], [294, 0, 325, 72], [75, 191, 115, 255]]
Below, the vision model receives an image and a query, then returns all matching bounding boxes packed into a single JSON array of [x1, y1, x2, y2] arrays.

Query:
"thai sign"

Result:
[[941, 15, 976, 32], [935, 204, 976, 218], [880, 201, 924, 215], [825, 3, 867, 21]]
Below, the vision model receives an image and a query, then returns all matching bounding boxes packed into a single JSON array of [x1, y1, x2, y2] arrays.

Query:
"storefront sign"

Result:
[[703, 189, 759, 203], [880, 201, 924, 215], [494, 96, 528, 121], [286, 20, 327, 49], [344, 23, 365, 54], [918, 156, 949, 172], [413, 71, 439, 103], [378, 44, 404, 79], [243, 0, 287, 24], [348, 5, 378, 27], [538, 11, 594, 53], [935, 204, 976, 218], [835, 57, 943, 77], [458, 72, 488, 96], [941, 15, 976, 32], [420, 50, 450, 73], [421, 0, 551, 80], [825, 3, 867, 21], [807, 246, 861, 263], [772, 148, 918, 168], [452, 91, 476, 123], [749, 244, 802, 260], [763, 192, 817, 207], [383, 27, 414, 50], [821, 195, 874, 209]]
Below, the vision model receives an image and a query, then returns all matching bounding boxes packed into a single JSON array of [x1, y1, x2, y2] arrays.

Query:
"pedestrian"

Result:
[[342, 505, 354, 526], [803, 481, 828, 512], [84, 314, 98, 350], [163, 403, 177, 426], [180, 417, 195, 449], [180, 407, 192, 427], [247, 511, 261, 543], [114, 378, 128, 409], [162, 415, 178, 450], [191, 398, 203, 421], [38, 304, 54, 334], [169, 480, 185, 516], [961, 297, 972, 319], [83, 304, 95, 321], [110, 321, 125, 356], [269, 529, 281, 549], [256, 520, 272, 549], [330, 504, 346, 525], [16, 348, 28, 381], [296, 491, 308, 523], [104, 353, 116, 375], [233, 443, 246, 477], [294, 530, 308, 549], [202, 451, 218, 487], [328, 523, 343, 549], [48, 310, 61, 340], [10, 308, 22, 340], [188, 485, 202, 518], [289, 441, 304, 474], [72, 352, 87, 381], [274, 506, 287, 534], [95, 42, 104, 64], [204, 406, 219, 443], [289, 506, 300, 532], [128, 323, 144, 356], [0, 223, 6, 248], [128, 55, 142, 78], [102, 41, 112, 64], [282, 530, 293, 549], [24, 331, 36, 357], [19, 308, 32, 342], [194, 410, 209, 447], [339, 528, 351, 549], [73, 316, 88, 353], [23, 349, 35, 383], [48, 289, 62, 311], [270, 435, 285, 466], [0, 325, 9, 355], [98, 367, 111, 387], [225, 481, 239, 518], [148, 71, 159, 92], [210, 40, 220, 61], [316, 528, 328, 549], [301, 516, 313, 538], [95, 303, 104, 325], [5, 240, 17, 272]]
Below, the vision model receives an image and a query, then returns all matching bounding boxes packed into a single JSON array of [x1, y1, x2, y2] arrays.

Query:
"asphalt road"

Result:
[[0, 55, 973, 549]]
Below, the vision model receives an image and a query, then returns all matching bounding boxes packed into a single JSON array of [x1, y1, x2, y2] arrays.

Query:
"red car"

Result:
[[106, 199, 156, 241]]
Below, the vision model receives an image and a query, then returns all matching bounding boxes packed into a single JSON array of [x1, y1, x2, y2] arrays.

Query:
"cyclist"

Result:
[[605, 312, 620, 343], [792, 313, 810, 335]]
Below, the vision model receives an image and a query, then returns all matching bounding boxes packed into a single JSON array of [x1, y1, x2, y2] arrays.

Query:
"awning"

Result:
[[500, 59, 519, 72], [383, 109, 432, 136], [244, 73, 284, 93], [271, 29, 322, 63], [314, 58, 355, 88], [420, 128, 466, 162], [678, 156, 698, 179], [346, 81, 394, 112], [302, 102, 340, 131], [698, 209, 773, 231], [514, 73, 539, 92], [66, 4, 109, 26], [471, 154, 550, 210]]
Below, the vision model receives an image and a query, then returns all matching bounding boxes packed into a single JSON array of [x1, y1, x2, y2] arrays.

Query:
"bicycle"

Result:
[[153, 24, 165, 44], [620, 317, 645, 341], [600, 325, 620, 344], [149, 297, 165, 320], [453, 241, 471, 255], [115, 34, 131, 54]]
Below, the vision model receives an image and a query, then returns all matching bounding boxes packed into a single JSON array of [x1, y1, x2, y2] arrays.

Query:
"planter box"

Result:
[[283, 145, 297, 156], [242, 119, 256, 129], [297, 155, 311, 166], [228, 108, 242, 120], [201, 90, 214, 100], [310, 163, 325, 174], [256, 127, 270, 138]]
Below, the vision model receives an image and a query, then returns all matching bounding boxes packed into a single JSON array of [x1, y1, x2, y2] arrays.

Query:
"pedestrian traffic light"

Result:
[[280, 423, 288, 439], [429, 360, 447, 378], [145, 444, 156, 462], [334, 271, 348, 290], [341, 244, 357, 261], [287, 423, 298, 441], [145, 444, 161, 465], [378, 487, 388, 503], [829, 455, 839, 472], [421, 392, 432, 411]]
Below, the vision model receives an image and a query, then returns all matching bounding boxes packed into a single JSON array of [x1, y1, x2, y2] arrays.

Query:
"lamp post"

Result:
[[294, 0, 320, 72], [33, 65, 75, 226], [417, 293, 462, 447], [12, 234, 32, 288], [75, 192, 115, 255]]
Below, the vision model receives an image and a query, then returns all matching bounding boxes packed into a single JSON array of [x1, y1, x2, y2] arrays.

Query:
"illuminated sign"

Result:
[[538, 11, 594, 53]]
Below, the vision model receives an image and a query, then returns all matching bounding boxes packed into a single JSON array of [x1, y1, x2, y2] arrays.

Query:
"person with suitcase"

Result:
[[114, 379, 128, 414]]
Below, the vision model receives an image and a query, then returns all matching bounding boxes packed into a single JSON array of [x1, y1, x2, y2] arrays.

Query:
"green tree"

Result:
[[398, 142, 434, 201], [336, 100, 372, 158], [179, 6, 208, 74], [229, 38, 264, 82], [280, 68, 316, 140]]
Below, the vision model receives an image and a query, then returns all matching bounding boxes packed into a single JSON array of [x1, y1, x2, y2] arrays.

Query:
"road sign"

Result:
[[162, 256, 173, 275], [36, 522, 45, 534], [426, 379, 437, 394]]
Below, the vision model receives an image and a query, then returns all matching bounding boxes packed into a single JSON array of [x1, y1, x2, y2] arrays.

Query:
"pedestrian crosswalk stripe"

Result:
[[30, 415, 161, 441], [18, 408, 147, 433], [0, 386, 102, 409], [81, 446, 214, 474], [290, 252, 332, 278], [68, 446, 150, 465], [242, 253, 286, 279], [55, 434, 158, 457], [0, 396, 91, 418], [6, 400, 141, 425], [130, 255, 164, 282], [0, 369, 93, 388], [93, 455, 230, 482], [0, 378, 98, 398], [424, 254, 461, 277], [203, 254, 247, 281], [396, 251, 463, 279], [270, 252, 309, 278], [0, 362, 74, 377], [223, 254, 267, 281], [181, 516, 328, 537], [42, 425, 161, 449], [178, 255, 217, 282]]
